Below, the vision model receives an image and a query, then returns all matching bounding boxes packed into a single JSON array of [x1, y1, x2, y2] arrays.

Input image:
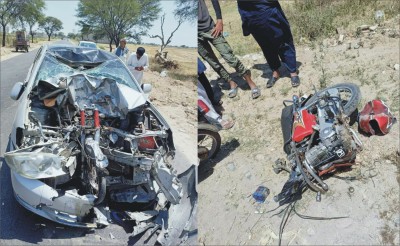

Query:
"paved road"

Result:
[[0, 40, 195, 245]]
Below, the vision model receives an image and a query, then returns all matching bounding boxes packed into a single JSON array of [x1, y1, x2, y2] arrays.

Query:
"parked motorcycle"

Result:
[[275, 83, 363, 205], [198, 98, 222, 164]]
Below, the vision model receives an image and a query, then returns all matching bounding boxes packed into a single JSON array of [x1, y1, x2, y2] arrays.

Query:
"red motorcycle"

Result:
[[274, 83, 363, 205]]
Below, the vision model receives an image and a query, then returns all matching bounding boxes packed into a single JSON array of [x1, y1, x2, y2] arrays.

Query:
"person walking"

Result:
[[237, 0, 300, 88], [127, 47, 149, 84], [198, 0, 260, 99]]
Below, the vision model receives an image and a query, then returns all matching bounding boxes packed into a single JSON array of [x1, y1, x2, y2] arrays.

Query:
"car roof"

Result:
[[43, 44, 117, 64], [79, 41, 96, 44]]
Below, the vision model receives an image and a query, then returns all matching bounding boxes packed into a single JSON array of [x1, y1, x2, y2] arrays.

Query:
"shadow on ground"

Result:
[[198, 138, 240, 183]]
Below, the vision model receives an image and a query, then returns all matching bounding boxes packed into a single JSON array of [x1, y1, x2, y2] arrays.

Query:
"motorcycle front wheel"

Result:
[[198, 123, 221, 164], [305, 82, 361, 117]]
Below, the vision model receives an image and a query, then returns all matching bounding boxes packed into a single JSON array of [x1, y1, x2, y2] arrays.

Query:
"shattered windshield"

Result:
[[34, 50, 140, 92]]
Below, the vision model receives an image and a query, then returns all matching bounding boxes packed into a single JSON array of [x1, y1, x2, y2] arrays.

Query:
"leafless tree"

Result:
[[149, 13, 183, 54]]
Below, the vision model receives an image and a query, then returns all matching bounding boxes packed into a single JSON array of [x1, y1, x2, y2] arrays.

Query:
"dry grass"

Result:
[[120, 43, 197, 82], [208, 0, 400, 56]]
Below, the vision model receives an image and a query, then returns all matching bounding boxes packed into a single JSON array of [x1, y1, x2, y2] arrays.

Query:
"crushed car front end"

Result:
[[5, 45, 196, 243]]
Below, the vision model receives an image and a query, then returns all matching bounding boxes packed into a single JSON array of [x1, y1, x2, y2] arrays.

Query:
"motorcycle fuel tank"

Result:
[[292, 109, 317, 142]]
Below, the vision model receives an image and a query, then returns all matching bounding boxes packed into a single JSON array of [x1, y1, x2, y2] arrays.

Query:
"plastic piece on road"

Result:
[[252, 186, 270, 203]]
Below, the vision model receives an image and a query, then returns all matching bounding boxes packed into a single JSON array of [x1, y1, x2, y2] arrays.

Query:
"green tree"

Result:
[[39, 16, 63, 41], [76, 0, 161, 51], [174, 0, 197, 23], [0, 0, 29, 46], [17, 0, 45, 43]]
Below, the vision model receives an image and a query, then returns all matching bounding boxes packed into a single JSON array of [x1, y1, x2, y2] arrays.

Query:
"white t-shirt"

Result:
[[127, 53, 149, 83]]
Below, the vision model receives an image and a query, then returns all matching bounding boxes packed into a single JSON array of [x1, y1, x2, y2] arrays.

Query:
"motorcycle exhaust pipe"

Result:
[[290, 142, 329, 192]]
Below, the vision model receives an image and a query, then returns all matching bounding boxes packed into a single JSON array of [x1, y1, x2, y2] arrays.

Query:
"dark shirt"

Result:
[[237, 0, 280, 36], [198, 0, 223, 33]]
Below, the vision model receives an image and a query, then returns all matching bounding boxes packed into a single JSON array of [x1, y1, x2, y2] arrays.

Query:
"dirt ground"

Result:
[[143, 70, 197, 173], [198, 18, 400, 245]]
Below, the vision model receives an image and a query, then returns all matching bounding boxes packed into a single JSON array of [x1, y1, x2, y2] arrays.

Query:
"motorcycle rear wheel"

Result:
[[198, 124, 221, 164], [305, 82, 361, 116]]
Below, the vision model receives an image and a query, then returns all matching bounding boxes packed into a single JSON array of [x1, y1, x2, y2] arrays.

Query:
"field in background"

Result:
[[96, 43, 196, 83], [209, 0, 399, 55]]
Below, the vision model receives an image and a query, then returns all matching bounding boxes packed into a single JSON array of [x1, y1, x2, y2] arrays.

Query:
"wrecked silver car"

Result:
[[5, 45, 196, 244]]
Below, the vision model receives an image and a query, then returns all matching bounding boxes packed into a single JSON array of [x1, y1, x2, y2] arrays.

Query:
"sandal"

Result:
[[291, 76, 300, 87], [228, 86, 238, 98], [251, 87, 261, 99], [220, 119, 235, 130], [266, 76, 279, 88]]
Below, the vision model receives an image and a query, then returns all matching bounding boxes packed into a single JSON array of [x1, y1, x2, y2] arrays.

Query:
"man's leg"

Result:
[[205, 32, 257, 90], [251, 31, 281, 74], [198, 33, 237, 89], [278, 42, 297, 74]]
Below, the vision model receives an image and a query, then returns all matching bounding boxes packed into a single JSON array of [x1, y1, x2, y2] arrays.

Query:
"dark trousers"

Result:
[[247, 6, 297, 73]]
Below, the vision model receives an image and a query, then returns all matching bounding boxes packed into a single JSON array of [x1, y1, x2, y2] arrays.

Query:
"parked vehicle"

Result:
[[5, 45, 196, 244], [198, 98, 221, 164], [13, 31, 30, 52], [274, 83, 363, 205], [78, 41, 97, 49]]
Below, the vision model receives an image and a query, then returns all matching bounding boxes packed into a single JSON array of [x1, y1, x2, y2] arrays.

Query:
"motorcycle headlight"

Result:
[[4, 152, 66, 179]]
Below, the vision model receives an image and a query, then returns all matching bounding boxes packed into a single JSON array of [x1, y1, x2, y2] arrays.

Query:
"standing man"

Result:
[[237, 0, 300, 88], [127, 47, 149, 84], [198, 0, 260, 99], [115, 38, 129, 63]]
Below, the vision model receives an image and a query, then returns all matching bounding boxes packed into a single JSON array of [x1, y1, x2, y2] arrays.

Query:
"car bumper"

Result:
[[11, 171, 97, 228]]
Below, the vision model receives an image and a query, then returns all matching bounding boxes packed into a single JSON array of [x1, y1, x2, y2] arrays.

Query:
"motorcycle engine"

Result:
[[305, 124, 355, 169]]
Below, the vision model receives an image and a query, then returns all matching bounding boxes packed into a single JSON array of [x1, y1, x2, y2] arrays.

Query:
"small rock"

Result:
[[369, 25, 378, 31], [353, 43, 360, 49], [382, 71, 386, 74], [347, 42, 352, 50], [160, 70, 168, 77], [109, 232, 115, 239], [245, 171, 252, 180], [394, 217, 400, 227], [394, 64, 399, 71], [357, 25, 370, 31], [336, 27, 345, 35], [338, 34, 344, 44], [226, 162, 236, 172]]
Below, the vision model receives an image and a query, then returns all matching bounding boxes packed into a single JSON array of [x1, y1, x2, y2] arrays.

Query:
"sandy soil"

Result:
[[142, 70, 197, 173], [198, 18, 400, 245]]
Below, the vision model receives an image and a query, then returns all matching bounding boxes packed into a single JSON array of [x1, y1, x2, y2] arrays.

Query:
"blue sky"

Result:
[[44, 0, 197, 47]]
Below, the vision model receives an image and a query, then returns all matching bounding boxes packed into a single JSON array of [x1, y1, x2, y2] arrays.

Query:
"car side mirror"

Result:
[[141, 83, 152, 94], [10, 82, 25, 100]]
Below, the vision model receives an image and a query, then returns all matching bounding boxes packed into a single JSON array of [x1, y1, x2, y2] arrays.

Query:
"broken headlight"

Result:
[[4, 152, 66, 179]]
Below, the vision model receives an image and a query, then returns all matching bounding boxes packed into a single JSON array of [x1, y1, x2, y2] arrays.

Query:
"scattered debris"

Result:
[[109, 232, 115, 240], [252, 186, 270, 203]]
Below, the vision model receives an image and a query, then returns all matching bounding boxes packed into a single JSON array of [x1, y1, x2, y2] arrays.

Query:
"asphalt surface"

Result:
[[0, 40, 195, 245]]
